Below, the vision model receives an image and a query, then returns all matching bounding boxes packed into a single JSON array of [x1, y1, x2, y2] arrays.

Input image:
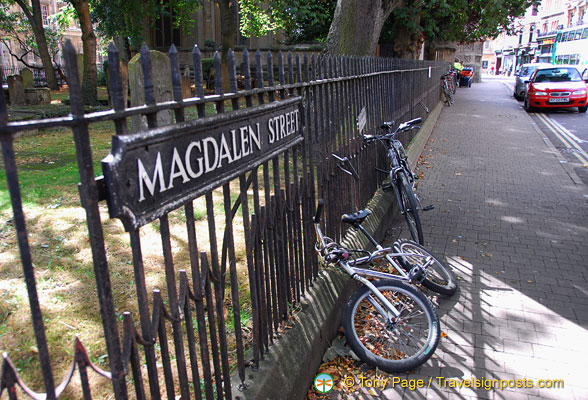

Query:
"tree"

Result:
[[1, 0, 59, 89], [91, 0, 201, 56], [325, 0, 402, 55], [0, 4, 64, 77], [381, 0, 537, 59], [238, 0, 336, 45], [66, 0, 98, 105]]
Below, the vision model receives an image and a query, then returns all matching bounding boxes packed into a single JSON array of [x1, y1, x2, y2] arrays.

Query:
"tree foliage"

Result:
[[0, 3, 60, 66], [238, 0, 336, 44], [91, 0, 201, 49], [381, 0, 537, 48], [0, 0, 60, 88]]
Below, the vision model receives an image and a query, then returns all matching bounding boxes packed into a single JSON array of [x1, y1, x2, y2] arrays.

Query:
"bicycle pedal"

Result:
[[381, 182, 394, 192], [422, 205, 435, 211]]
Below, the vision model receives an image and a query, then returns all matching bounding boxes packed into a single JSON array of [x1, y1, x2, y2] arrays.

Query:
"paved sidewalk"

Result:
[[377, 78, 588, 399], [316, 78, 588, 400]]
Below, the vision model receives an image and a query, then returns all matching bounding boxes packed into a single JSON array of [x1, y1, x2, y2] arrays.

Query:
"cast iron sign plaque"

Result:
[[102, 96, 303, 230]]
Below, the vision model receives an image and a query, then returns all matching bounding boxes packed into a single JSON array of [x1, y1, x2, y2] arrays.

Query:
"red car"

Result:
[[524, 66, 588, 113]]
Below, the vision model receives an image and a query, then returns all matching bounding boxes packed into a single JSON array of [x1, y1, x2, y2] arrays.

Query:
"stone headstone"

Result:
[[25, 88, 51, 105], [8, 75, 26, 105], [128, 50, 173, 132], [20, 68, 34, 88], [181, 65, 192, 99]]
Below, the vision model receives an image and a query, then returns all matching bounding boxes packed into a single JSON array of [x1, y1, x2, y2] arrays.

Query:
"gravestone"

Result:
[[181, 65, 192, 99], [128, 50, 172, 132], [20, 68, 34, 88], [8, 75, 26, 105], [25, 88, 51, 105]]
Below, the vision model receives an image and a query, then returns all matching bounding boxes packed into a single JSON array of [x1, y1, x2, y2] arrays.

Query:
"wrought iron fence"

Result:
[[0, 39, 444, 399]]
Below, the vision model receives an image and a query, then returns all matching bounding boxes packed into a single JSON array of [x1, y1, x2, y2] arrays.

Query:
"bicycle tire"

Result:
[[342, 279, 440, 373], [397, 172, 424, 244], [443, 84, 452, 106], [393, 239, 457, 296]]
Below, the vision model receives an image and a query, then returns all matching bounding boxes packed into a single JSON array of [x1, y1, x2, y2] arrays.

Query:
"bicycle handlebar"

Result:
[[364, 118, 423, 141]]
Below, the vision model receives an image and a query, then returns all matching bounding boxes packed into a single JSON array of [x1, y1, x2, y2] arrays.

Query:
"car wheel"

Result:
[[579, 105, 587, 113], [524, 97, 534, 112]]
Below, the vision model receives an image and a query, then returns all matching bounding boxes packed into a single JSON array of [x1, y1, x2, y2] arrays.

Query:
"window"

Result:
[[41, 5, 49, 26], [575, 29, 582, 40], [569, 54, 578, 64], [556, 32, 562, 42], [534, 68, 582, 82], [582, 28, 588, 39], [154, 0, 181, 48]]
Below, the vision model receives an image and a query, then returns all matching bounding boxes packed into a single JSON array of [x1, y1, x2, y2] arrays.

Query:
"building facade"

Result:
[[0, 1, 87, 72], [482, 0, 587, 74]]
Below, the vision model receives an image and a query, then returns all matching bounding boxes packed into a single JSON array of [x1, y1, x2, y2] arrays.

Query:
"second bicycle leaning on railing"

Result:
[[362, 118, 435, 244]]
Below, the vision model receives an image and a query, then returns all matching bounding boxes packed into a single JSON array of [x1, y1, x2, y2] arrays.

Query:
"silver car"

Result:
[[513, 63, 553, 101]]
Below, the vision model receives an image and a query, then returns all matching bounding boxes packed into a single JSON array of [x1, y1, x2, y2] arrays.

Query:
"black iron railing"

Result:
[[0, 40, 444, 399]]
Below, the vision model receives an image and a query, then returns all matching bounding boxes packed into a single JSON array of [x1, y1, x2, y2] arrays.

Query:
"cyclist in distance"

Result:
[[453, 58, 464, 72]]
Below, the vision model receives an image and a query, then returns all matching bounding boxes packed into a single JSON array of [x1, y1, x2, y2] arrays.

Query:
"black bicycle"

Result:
[[363, 119, 433, 244], [441, 72, 455, 106]]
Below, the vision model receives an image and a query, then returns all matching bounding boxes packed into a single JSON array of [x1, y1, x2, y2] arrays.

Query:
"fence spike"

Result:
[[140, 43, 155, 106], [169, 44, 182, 102], [192, 45, 204, 98], [64, 39, 84, 118], [214, 51, 223, 95], [228, 48, 237, 93], [107, 42, 125, 112]]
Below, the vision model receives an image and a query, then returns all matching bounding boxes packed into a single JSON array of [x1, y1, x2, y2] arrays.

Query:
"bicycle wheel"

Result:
[[443, 84, 452, 106], [342, 279, 440, 373], [397, 172, 424, 244], [393, 239, 457, 296]]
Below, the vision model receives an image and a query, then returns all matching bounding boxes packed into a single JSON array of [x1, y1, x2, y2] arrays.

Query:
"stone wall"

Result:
[[456, 42, 484, 83]]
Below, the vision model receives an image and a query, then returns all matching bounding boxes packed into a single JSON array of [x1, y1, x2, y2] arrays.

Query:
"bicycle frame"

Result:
[[313, 205, 437, 318], [376, 126, 422, 215]]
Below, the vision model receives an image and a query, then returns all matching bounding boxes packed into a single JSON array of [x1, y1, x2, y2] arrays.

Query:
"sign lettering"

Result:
[[102, 97, 303, 229]]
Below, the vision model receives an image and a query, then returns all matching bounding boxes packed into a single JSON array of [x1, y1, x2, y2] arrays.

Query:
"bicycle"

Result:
[[314, 199, 441, 372], [362, 118, 434, 244], [441, 72, 455, 106]]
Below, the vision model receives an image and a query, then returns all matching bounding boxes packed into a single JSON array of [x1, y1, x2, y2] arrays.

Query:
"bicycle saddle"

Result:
[[341, 209, 371, 226]]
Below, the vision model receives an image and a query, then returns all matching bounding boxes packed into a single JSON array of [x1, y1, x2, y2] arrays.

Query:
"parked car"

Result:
[[524, 65, 588, 113], [513, 63, 552, 101]]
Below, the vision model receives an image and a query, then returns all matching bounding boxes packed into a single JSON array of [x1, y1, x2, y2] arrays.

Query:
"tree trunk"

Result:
[[325, 0, 403, 56], [69, 0, 99, 105], [387, 13, 424, 59], [14, 0, 59, 89], [113, 36, 131, 64], [218, 0, 235, 92]]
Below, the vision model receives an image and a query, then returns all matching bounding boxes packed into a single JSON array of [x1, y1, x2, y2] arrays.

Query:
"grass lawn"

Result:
[[0, 91, 261, 398]]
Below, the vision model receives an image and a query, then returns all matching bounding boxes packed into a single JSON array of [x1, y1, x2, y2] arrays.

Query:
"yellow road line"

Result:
[[535, 113, 588, 167]]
